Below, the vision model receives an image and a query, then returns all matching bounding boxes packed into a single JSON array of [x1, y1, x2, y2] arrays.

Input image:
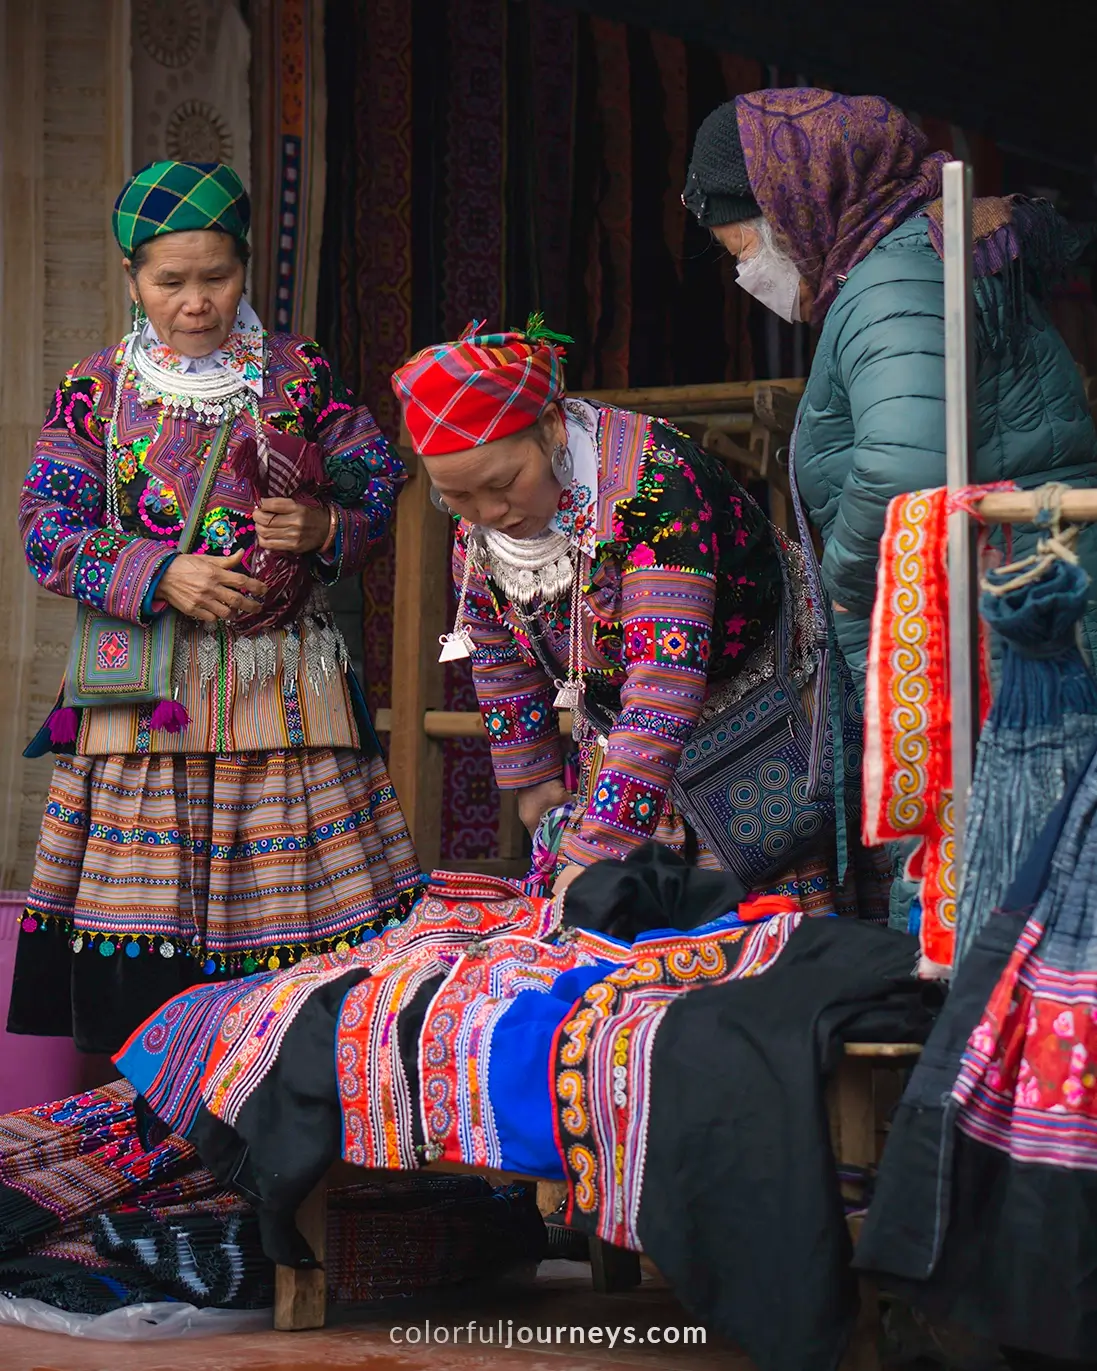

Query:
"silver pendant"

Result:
[[553, 679, 581, 710], [171, 635, 188, 694], [254, 633, 278, 685], [233, 634, 256, 693], [197, 630, 219, 687], [281, 627, 301, 690], [438, 629, 474, 663], [303, 622, 324, 693]]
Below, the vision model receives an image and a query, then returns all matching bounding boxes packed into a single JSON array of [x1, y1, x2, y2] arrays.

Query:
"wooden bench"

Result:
[[272, 1041, 922, 1370]]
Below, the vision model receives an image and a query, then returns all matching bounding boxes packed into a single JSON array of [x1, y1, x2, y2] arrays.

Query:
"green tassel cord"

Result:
[[521, 311, 575, 347]]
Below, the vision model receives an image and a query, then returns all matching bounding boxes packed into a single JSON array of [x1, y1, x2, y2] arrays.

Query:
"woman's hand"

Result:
[[253, 498, 331, 555], [157, 550, 267, 624], [552, 864, 585, 897], [517, 778, 572, 837]]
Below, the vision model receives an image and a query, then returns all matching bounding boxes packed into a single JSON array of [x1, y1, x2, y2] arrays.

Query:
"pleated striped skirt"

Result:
[[8, 748, 423, 1053]]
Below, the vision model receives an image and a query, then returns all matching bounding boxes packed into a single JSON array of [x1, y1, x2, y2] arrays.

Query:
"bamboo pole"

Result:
[[972, 490, 1097, 523], [420, 710, 573, 739], [944, 160, 979, 864], [582, 378, 805, 415], [373, 709, 574, 739], [386, 425, 448, 872], [669, 412, 754, 433]]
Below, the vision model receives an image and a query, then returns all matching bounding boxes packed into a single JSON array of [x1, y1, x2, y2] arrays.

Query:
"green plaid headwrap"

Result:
[[112, 161, 250, 256]]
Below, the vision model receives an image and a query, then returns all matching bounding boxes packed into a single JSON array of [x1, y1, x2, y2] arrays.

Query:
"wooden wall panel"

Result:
[[0, 1, 129, 887]]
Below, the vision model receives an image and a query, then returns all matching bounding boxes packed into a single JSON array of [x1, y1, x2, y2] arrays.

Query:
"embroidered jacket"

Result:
[[22, 332, 405, 754], [454, 401, 781, 866]]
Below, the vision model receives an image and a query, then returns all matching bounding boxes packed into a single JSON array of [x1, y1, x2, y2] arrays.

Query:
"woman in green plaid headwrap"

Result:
[[7, 161, 422, 1055]]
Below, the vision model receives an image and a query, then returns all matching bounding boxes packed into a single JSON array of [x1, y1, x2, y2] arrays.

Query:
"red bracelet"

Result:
[[319, 503, 338, 556]]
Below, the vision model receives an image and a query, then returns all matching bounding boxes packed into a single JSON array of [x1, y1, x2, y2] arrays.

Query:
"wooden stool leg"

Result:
[[273, 1179, 329, 1332], [536, 1180, 568, 1217], [589, 1237, 642, 1293], [839, 1277, 882, 1371], [830, 1056, 876, 1170], [831, 1057, 881, 1370]]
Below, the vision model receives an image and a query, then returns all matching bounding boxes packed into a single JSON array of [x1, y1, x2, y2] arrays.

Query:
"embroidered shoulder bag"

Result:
[[669, 426, 862, 888], [63, 413, 235, 708]]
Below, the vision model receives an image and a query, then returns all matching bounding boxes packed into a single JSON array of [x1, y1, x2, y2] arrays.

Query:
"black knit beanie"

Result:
[[682, 100, 760, 228]]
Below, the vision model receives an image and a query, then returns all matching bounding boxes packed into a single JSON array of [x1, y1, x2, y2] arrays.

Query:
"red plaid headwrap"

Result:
[[391, 316, 570, 457]]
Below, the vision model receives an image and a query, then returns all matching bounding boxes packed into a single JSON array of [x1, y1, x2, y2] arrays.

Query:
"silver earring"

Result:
[[430, 486, 453, 516], [551, 442, 573, 485]]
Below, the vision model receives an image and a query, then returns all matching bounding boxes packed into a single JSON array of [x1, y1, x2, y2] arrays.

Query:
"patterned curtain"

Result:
[[582, 17, 631, 388], [437, 0, 510, 861], [250, 0, 328, 335], [528, 3, 579, 332], [314, 4, 1079, 864], [316, 0, 414, 711]]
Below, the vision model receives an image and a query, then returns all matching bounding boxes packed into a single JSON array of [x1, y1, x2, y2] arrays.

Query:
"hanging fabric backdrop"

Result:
[[317, 0, 414, 715], [311, 2, 1097, 865], [251, 0, 328, 336]]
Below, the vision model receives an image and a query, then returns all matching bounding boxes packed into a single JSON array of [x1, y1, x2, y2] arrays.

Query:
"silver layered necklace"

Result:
[[440, 525, 586, 713], [131, 331, 252, 422], [104, 331, 270, 528], [480, 527, 574, 607], [439, 526, 576, 661]]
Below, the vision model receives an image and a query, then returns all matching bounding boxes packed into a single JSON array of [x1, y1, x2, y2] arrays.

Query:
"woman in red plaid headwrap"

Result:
[[392, 317, 886, 915]]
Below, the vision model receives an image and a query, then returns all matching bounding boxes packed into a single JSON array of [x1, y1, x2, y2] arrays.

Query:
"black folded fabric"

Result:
[[0, 1254, 168, 1314], [637, 917, 939, 1371], [563, 842, 747, 939], [92, 1207, 273, 1309]]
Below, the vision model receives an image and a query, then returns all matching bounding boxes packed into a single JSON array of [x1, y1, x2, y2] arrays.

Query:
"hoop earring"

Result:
[[551, 442, 573, 486], [430, 486, 454, 516]]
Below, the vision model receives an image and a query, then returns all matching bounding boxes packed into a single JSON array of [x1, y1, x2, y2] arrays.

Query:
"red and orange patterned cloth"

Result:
[[117, 866, 802, 1258], [863, 487, 1004, 972], [391, 319, 568, 456]]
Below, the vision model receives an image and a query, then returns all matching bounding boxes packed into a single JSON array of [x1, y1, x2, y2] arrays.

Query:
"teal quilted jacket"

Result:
[[794, 217, 1097, 683]]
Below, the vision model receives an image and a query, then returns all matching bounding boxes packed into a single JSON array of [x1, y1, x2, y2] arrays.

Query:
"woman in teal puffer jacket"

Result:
[[683, 87, 1097, 689]]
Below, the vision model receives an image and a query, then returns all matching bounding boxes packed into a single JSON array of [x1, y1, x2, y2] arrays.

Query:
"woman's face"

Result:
[[712, 220, 816, 321], [712, 222, 758, 260], [422, 406, 567, 538], [125, 230, 246, 358]]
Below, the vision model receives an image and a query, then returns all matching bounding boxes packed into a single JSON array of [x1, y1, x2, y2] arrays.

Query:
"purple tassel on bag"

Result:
[[47, 707, 79, 746], [149, 700, 190, 734]]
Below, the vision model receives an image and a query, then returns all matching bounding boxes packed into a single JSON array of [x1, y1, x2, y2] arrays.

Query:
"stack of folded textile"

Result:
[[0, 1084, 546, 1316]]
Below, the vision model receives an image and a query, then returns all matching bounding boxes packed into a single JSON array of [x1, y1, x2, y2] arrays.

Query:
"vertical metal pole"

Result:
[[944, 161, 979, 866]]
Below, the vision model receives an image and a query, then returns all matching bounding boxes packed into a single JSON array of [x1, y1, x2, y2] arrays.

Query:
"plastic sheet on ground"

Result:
[[0, 1296, 271, 1340]]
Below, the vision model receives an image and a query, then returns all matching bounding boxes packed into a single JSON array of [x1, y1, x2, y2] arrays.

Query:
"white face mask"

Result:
[[734, 218, 803, 324]]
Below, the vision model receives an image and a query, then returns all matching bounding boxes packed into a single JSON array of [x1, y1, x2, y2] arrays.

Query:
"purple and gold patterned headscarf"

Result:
[[707, 87, 1087, 334], [733, 88, 948, 326]]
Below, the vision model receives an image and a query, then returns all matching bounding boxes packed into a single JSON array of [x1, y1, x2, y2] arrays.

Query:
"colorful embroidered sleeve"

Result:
[[21, 358, 178, 624], [287, 341, 408, 584], [562, 561, 716, 865], [453, 526, 563, 790], [561, 439, 739, 866]]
